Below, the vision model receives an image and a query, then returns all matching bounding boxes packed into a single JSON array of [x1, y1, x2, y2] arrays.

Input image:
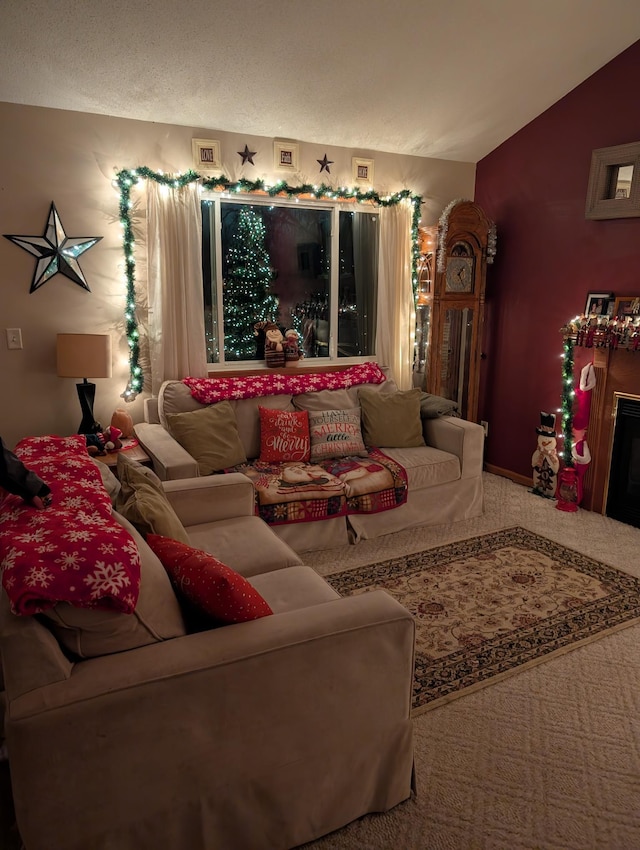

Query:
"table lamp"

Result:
[[57, 333, 112, 433]]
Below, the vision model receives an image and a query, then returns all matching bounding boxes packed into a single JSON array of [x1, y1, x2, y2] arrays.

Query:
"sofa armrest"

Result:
[[10, 589, 414, 721], [7, 591, 414, 846], [422, 416, 484, 479], [134, 422, 199, 480], [162, 473, 255, 525]]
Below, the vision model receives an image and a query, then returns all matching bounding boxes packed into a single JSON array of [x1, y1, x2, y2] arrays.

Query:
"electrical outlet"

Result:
[[6, 328, 23, 350], [481, 420, 489, 437]]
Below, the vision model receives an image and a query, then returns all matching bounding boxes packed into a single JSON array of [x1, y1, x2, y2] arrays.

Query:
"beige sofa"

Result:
[[135, 368, 485, 552], [0, 472, 415, 850]]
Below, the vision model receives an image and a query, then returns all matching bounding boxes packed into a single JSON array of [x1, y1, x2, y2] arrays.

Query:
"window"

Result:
[[202, 196, 379, 364]]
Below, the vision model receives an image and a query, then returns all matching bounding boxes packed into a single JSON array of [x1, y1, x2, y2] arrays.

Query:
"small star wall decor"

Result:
[[238, 145, 257, 165], [317, 154, 334, 174], [4, 202, 102, 293]]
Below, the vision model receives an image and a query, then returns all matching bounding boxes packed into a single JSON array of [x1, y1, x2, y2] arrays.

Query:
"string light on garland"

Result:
[[559, 335, 575, 466], [115, 166, 423, 400]]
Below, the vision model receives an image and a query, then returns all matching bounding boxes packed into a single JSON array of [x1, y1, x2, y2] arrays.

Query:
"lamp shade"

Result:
[[57, 334, 112, 379]]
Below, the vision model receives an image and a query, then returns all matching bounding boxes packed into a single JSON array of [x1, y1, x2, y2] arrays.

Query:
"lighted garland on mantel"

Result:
[[559, 336, 575, 467], [115, 166, 423, 401]]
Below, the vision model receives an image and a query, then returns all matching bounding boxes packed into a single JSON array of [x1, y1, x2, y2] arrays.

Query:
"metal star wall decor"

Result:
[[4, 202, 102, 293], [237, 144, 257, 165], [317, 154, 334, 174]]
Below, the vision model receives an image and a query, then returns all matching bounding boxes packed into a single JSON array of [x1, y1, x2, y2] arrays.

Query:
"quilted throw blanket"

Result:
[[0, 435, 141, 615], [230, 449, 408, 526], [184, 361, 386, 404]]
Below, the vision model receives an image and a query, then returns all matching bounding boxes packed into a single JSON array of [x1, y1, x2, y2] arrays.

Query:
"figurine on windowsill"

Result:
[[284, 328, 303, 363], [264, 322, 286, 368]]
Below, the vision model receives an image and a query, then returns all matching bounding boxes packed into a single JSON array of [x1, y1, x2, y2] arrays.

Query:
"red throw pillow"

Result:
[[146, 535, 272, 624], [259, 407, 310, 462]]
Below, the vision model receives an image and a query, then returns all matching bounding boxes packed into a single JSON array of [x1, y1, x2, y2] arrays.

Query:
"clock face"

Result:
[[445, 256, 474, 293]]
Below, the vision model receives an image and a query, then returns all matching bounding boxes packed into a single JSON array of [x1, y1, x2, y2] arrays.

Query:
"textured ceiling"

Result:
[[1, 1, 640, 163]]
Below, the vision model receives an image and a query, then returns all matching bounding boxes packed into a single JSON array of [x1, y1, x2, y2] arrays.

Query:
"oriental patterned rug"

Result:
[[326, 527, 640, 715]]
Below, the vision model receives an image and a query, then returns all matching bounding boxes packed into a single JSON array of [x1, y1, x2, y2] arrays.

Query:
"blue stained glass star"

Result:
[[3, 202, 102, 293]]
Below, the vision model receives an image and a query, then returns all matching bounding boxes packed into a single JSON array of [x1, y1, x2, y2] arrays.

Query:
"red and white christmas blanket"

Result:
[[183, 361, 386, 404], [0, 435, 141, 616]]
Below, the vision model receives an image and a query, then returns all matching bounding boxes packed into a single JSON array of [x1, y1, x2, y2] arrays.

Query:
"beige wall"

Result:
[[0, 101, 475, 448]]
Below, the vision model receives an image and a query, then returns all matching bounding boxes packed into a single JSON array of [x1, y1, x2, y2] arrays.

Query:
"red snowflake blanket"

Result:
[[0, 435, 141, 616], [183, 361, 386, 404]]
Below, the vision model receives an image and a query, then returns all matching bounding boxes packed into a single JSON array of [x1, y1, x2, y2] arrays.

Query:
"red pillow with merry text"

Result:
[[258, 407, 310, 463], [146, 535, 272, 624]]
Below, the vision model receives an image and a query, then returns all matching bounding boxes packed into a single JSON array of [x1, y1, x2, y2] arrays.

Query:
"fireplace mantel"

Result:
[[582, 347, 640, 513]]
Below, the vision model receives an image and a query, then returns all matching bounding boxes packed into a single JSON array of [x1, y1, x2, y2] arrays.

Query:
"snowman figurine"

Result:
[[531, 412, 559, 498]]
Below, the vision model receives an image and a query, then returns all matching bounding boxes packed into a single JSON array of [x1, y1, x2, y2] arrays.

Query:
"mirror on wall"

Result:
[[585, 142, 640, 219]]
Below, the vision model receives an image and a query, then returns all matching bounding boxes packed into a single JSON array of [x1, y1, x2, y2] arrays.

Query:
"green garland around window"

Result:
[[115, 166, 423, 401]]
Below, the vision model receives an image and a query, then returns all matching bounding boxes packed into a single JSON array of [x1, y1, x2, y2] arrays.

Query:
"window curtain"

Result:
[[353, 212, 379, 356], [147, 180, 208, 396], [376, 201, 415, 390]]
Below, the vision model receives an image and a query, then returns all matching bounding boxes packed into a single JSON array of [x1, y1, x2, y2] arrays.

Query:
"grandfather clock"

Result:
[[419, 200, 493, 422]]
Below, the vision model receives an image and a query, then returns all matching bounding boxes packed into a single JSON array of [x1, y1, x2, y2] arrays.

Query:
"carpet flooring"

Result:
[[3, 473, 640, 850], [325, 526, 640, 714], [301, 473, 640, 850]]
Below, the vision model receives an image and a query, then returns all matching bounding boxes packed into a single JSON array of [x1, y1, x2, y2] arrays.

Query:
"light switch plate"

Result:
[[6, 328, 23, 349]]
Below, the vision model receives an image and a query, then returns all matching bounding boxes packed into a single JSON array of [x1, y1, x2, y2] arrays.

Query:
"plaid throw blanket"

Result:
[[229, 449, 408, 526], [0, 435, 141, 615]]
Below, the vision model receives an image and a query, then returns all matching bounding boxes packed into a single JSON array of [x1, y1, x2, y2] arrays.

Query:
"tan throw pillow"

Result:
[[116, 451, 163, 495], [166, 401, 247, 475], [358, 387, 426, 448], [115, 463, 191, 544]]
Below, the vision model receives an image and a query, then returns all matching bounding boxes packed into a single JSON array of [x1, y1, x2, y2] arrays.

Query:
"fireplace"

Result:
[[606, 394, 640, 528], [576, 346, 640, 519]]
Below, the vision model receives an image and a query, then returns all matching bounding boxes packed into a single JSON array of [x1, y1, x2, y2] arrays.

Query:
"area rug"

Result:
[[326, 526, 640, 715]]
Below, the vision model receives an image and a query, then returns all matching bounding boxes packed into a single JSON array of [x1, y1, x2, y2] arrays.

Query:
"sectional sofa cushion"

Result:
[[42, 514, 186, 658], [359, 387, 426, 448], [147, 535, 273, 624], [167, 401, 247, 474]]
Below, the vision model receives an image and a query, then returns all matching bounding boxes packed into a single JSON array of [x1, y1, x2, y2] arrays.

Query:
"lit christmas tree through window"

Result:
[[223, 206, 279, 360]]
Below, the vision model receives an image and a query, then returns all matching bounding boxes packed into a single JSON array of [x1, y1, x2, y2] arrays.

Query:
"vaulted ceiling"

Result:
[[1, 0, 639, 163]]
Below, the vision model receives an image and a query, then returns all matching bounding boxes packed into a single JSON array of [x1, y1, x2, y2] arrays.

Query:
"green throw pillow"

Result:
[[166, 401, 247, 475], [358, 388, 425, 448]]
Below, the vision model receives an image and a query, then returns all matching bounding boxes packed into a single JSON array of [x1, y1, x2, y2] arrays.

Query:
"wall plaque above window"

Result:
[[585, 141, 640, 219]]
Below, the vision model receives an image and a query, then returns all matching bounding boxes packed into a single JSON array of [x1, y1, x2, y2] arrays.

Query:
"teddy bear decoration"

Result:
[[84, 426, 123, 456]]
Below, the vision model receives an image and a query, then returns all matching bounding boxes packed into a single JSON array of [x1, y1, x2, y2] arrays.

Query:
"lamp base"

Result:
[[76, 380, 102, 434]]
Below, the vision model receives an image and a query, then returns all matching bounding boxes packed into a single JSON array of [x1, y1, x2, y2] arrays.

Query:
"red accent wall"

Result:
[[475, 39, 640, 480]]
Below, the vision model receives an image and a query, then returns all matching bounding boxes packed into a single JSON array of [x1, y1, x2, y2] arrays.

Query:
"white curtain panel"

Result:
[[376, 201, 415, 390], [147, 180, 208, 396]]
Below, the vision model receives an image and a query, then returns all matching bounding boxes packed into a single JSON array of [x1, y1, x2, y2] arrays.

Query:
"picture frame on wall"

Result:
[[584, 291, 614, 316], [274, 141, 299, 171], [192, 138, 221, 171], [352, 157, 374, 184], [613, 295, 640, 318]]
